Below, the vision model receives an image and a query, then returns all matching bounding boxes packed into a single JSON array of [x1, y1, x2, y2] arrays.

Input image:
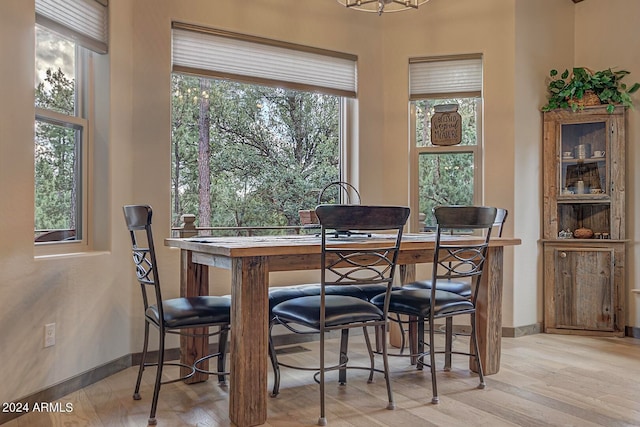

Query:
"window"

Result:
[[409, 55, 483, 231], [34, 0, 107, 246], [171, 24, 355, 233], [35, 25, 87, 244]]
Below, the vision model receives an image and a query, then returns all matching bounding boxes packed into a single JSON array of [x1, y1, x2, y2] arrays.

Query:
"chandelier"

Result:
[[337, 0, 430, 15]]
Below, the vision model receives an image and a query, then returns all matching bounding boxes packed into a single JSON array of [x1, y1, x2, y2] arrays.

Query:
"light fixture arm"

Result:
[[337, 0, 430, 15]]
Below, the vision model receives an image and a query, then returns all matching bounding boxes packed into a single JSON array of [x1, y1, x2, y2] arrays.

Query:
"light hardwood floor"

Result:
[[4, 333, 640, 426]]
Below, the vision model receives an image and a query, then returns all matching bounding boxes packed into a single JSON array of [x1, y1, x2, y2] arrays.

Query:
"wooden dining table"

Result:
[[165, 233, 521, 427]]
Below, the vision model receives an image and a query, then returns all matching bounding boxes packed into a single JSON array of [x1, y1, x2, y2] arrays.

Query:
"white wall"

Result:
[[2, 0, 639, 406]]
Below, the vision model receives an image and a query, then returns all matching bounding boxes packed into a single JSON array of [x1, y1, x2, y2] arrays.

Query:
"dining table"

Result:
[[165, 232, 521, 427]]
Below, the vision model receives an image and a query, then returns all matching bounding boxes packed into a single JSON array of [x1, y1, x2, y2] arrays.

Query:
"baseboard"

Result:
[[509, 323, 637, 338], [430, 322, 542, 338], [427, 323, 543, 338], [0, 354, 131, 425], [625, 326, 640, 338], [271, 329, 347, 347], [502, 322, 543, 338]]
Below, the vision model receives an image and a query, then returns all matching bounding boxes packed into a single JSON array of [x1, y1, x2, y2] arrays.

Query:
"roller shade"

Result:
[[172, 23, 357, 98], [36, 0, 108, 54], [410, 55, 482, 99]]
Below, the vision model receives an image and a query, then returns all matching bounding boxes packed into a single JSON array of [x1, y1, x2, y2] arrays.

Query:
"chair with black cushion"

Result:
[[398, 208, 507, 367], [268, 204, 410, 426], [373, 205, 497, 404], [123, 205, 231, 425], [404, 208, 507, 296]]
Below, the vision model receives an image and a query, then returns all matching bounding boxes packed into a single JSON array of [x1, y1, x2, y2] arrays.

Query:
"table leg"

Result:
[[180, 250, 210, 383], [389, 264, 416, 349], [471, 246, 503, 375], [229, 256, 269, 427], [390, 265, 420, 365]]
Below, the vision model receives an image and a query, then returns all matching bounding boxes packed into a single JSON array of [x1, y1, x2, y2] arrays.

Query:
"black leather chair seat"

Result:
[[403, 280, 472, 298], [267, 283, 390, 315], [371, 288, 473, 318], [146, 296, 231, 328], [272, 295, 384, 329]]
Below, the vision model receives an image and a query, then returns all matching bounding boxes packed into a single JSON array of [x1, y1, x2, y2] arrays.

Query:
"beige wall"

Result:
[[573, 0, 640, 332], [0, 0, 135, 404], [513, 0, 575, 327], [379, 0, 521, 325], [1, 0, 639, 405]]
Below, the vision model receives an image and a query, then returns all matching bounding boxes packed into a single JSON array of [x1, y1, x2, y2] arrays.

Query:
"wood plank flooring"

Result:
[[4, 333, 640, 426]]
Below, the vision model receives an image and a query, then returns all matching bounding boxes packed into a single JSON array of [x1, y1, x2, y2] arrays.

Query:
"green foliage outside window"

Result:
[[415, 98, 478, 229], [35, 68, 79, 233], [171, 75, 341, 233]]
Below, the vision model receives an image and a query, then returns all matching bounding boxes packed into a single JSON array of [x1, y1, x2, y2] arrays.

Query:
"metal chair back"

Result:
[[432, 206, 497, 303], [123, 205, 165, 330], [316, 204, 409, 299]]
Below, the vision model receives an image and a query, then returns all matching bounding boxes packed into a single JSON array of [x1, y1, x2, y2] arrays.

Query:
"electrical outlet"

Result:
[[44, 323, 55, 347]]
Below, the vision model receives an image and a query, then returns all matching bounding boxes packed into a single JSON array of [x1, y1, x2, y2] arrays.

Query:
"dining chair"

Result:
[[397, 208, 507, 367], [372, 205, 497, 404], [404, 207, 507, 296], [123, 205, 231, 425], [268, 204, 410, 426]]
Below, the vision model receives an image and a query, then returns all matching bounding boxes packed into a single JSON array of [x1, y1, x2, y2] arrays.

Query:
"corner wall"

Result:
[[574, 0, 640, 329], [513, 0, 575, 328], [0, 0, 135, 406], [379, 0, 523, 327]]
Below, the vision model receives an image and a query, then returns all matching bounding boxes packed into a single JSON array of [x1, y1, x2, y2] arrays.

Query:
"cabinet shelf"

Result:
[[562, 157, 605, 164], [557, 197, 609, 203], [541, 238, 627, 244]]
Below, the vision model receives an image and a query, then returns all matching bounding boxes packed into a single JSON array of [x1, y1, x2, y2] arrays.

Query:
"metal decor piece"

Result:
[[337, 0, 430, 15]]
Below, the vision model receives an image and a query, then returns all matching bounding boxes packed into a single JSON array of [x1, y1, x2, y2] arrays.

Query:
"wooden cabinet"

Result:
[[542, 106, 626, 337], [543, 242, 624, 335]]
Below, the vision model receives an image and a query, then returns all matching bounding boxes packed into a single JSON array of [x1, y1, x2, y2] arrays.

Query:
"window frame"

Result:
[[34, 27, 93, 254], [409, 82, 483, 233]]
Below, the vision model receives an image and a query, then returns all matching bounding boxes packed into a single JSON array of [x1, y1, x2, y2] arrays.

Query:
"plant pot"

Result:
[[567, 90, 601, 108], [298, 210, 318, 226]]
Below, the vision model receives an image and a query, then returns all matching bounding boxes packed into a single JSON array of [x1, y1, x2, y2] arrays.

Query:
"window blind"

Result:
[[409, 55, 482, 99], [35, 0, 108, 54], [172, 23, 357, 98]]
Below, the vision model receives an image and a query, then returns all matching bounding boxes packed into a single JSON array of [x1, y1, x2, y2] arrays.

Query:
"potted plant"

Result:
[[542, 67, 640, 113]]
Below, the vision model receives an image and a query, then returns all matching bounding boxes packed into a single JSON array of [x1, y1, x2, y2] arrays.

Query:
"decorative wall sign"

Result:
[[431, 104, 462, 146]]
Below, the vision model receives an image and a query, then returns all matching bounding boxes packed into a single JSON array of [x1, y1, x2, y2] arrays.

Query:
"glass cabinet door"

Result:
[[559, 121, 607, 197]]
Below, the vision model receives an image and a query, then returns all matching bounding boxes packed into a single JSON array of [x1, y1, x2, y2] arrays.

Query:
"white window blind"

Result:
[[172, 23, 357, 98], [35, 0, 108, 54], [409, 55, 482, 99]]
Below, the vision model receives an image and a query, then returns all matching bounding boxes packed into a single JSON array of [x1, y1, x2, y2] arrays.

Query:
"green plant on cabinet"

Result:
[[542, 67, 640, 113]]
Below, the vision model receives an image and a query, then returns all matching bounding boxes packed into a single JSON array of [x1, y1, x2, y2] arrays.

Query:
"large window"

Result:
[[410, 56, 483, 231], [171, 76, 342, 232], [171, 24, 355, 234]]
